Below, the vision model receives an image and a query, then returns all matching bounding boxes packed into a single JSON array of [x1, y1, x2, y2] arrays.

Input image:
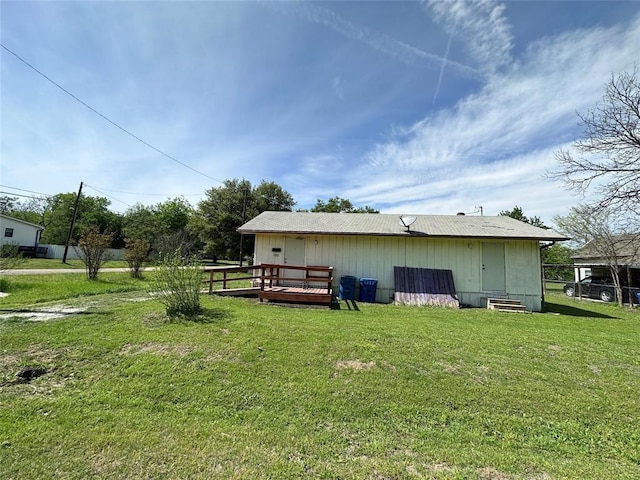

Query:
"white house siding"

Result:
[[253, 234, 544, 311], [0, 216, 42, 247]]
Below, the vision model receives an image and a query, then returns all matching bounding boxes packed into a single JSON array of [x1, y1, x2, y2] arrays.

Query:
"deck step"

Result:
[[487, 298, 527, 313]]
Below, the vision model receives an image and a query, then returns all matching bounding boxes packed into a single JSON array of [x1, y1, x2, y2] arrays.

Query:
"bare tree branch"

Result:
[[549, 67, 640, 215]]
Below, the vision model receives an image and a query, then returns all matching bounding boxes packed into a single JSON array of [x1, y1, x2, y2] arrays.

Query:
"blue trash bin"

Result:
[[359, 278, 378, 302], [635, 291, 640, 305], [339, 276, 357, 300]]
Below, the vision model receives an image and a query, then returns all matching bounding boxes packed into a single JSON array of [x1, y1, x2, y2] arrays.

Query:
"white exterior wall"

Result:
[[253, 234, 544, 311], [0, 216, 42, 247]]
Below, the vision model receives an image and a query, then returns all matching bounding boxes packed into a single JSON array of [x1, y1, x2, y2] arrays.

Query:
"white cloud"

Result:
[[340, 14, 640, 223], [425, 0, 514, 73]]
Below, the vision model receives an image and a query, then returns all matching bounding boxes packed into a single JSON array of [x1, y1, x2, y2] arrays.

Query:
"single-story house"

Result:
[[238, 211, 569, 312], [0, 214, 45, 254], [571, 234, 640, 285]]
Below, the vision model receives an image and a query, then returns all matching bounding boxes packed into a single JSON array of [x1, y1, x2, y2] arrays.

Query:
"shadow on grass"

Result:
[[166, 307, 232, 323], [332, 298, 360, 311], [544, 301, 619, 319]]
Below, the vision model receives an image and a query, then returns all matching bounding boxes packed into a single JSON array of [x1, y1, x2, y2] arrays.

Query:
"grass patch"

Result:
[[14, 258, 132, 269], [0, 273, 150, 309], [0, 282, 638, 479]]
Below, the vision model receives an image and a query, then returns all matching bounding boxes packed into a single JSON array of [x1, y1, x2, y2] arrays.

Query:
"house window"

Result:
[[4, 228, 14, 238]]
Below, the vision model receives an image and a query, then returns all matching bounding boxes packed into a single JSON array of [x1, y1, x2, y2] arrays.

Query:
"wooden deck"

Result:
[[258, 286, 333, 304], [205, 264, 334, 306]]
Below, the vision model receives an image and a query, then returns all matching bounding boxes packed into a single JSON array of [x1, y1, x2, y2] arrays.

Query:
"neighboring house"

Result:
[[238, 212, 568, 312], [571, 234, 640, 284], [0, 214, 44, 251]]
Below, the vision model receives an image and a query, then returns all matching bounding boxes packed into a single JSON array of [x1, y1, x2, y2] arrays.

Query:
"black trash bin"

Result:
[[359, 278, 378, 302], [339, 276, 357, 300]]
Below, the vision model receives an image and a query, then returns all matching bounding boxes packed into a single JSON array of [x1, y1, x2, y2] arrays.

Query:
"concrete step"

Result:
[[487, 298, 527, 313]]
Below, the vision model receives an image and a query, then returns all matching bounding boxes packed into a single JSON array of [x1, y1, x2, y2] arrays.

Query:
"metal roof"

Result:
[[572, 234, 640, 264], [238, 211, 569, 241]]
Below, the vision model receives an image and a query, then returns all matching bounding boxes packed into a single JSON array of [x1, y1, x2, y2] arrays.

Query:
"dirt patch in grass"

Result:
[[0, 305, 87, 321], [335, 359, 376, 371], [0, 344, 73, 394], [478, 466, 511, 479]]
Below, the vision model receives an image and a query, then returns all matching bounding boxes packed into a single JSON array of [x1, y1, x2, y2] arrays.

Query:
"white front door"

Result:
[[482, 242, 506, 292], [284, 237, 306, 284]]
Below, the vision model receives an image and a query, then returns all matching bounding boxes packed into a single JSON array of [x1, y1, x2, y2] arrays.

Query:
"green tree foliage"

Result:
[[254, 181, 296, 212], [155, 197, 194, 234], [541, 243, 574, 280], [122, 203, 156, 242], [0, 195, 48, 225], [0, 196, 19, 215], [310, 196, 379, 213], [191, 179, 295, 261], [498, 206, 546, 228], [123, 198, 197, 257], [40, 193, 123, 248]]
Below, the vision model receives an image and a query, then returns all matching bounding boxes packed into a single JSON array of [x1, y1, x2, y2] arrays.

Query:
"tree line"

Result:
[[0, 180, 379, 263]]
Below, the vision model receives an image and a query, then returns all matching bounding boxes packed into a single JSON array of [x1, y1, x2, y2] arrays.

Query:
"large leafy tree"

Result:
[[310, 196, 379, 213], [254, 181, 295, 213], [155, 197, 194, 235], [0, 195, 49, 225], [191, 179, 295, 261], [122, 197, 197, 257], [40, 193, 123, 248], [551, 68, 640, 216], [122, 203, 157, 242]]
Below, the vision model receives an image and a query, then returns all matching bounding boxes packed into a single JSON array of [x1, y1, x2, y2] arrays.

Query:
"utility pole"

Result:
[[239, 182, 248, 267], [62, 181, 83, 263]]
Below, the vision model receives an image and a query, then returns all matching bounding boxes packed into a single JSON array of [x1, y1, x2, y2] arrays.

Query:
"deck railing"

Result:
[[203, 265, 257, 294], [258, 263, 333, 294], [204, 264, 334, 296]]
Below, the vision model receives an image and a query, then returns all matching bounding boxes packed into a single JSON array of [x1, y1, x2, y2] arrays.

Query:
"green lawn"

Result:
[[1, 274, 638, 479], [13, 258, 131, 269]]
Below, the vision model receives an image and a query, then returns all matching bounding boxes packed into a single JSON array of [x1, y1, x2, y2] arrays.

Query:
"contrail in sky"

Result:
[[261, 1, 481, 81], [433, 34, 453, 104]]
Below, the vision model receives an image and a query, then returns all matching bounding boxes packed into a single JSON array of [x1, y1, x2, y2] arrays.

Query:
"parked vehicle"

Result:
[[563, 275, 639, 303]]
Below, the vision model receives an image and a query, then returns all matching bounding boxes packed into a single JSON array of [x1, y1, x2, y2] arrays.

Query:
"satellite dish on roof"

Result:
[[399, 216, 416, 232]]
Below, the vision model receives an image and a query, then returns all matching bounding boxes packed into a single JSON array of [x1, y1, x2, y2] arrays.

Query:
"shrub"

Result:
[[0, 243, 24, 272], [124, 237, 151, 278], [151, 249, 203, 317], [75, 226, 113, 280]]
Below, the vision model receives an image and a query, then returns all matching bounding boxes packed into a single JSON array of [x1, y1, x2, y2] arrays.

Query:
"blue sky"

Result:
[[2, 1, 639, 225]]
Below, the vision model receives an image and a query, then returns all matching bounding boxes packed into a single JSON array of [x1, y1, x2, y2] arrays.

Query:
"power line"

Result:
[[0, 185, 52, 197], [0, 191, 49, 200], [89, 186, 203, 197], [84, 184, 132, 208], [1, 44, 224, 185]]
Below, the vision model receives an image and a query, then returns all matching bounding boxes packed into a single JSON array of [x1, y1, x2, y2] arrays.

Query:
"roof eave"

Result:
[[237, 229, 569, 241]]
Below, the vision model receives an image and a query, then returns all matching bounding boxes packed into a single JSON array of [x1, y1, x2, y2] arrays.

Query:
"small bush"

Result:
[[75, 227, 113, 280], [124, 237, 151, 278], [151, 249, 203, 317], [0, 243, 24, 272]]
